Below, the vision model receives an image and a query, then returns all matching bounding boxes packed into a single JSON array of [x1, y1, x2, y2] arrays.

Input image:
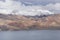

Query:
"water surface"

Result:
[[0, 30, 60, 40]]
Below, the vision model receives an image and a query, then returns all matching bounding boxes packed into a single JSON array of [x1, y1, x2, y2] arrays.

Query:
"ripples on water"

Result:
[[0, 30, 60, 40]]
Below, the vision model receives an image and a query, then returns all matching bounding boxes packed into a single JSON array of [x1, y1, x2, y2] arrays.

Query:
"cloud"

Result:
[[0, 0, 23, 10], [20, 0, 60, 5], [0, 0, 59, 16], [0, 0, 24, 14], [44, 3, 60, 13]]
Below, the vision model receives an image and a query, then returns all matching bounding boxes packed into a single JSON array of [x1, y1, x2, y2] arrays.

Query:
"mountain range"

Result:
[[0, 13, 60, 31]]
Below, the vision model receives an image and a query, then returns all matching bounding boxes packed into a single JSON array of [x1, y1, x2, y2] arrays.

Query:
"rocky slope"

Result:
[[0, 14, 60, 31]]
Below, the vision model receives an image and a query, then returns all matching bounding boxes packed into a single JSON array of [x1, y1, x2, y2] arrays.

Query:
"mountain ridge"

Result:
[[0, 14, 60, 31]]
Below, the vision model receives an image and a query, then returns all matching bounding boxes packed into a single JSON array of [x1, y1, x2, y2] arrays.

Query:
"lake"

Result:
[[0, 30, 60, 40]]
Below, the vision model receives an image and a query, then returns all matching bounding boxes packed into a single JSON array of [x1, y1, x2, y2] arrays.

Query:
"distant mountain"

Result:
[[0, 14, 60, 31]]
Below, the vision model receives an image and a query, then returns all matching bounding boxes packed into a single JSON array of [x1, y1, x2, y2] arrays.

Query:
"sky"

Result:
[[0, 0, 60, 16]]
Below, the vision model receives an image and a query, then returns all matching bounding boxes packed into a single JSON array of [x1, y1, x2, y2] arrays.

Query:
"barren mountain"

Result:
[[0, 14, 60, 31]]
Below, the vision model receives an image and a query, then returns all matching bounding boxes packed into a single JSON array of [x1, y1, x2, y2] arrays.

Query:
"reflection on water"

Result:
[[0, 30, 60, 40]]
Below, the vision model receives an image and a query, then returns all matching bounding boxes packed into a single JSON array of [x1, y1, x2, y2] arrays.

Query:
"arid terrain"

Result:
[[0, 14, 60, 31]]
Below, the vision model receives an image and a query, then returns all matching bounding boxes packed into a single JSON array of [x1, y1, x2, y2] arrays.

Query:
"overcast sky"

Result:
[[0, 0, 60, 16], [13, 0, 60, 5]]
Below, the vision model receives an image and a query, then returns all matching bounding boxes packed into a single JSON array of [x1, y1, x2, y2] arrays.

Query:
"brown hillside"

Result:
[[0, 14, 60, 30]]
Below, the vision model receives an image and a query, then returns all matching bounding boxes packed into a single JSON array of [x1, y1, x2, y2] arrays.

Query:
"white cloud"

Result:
[[0, 0, 59, 16], [44, 3, 60, 13], [54, 3, 60, 10]]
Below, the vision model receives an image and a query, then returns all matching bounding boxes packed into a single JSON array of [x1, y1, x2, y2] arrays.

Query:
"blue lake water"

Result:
[[0, 30, 60, 40]]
